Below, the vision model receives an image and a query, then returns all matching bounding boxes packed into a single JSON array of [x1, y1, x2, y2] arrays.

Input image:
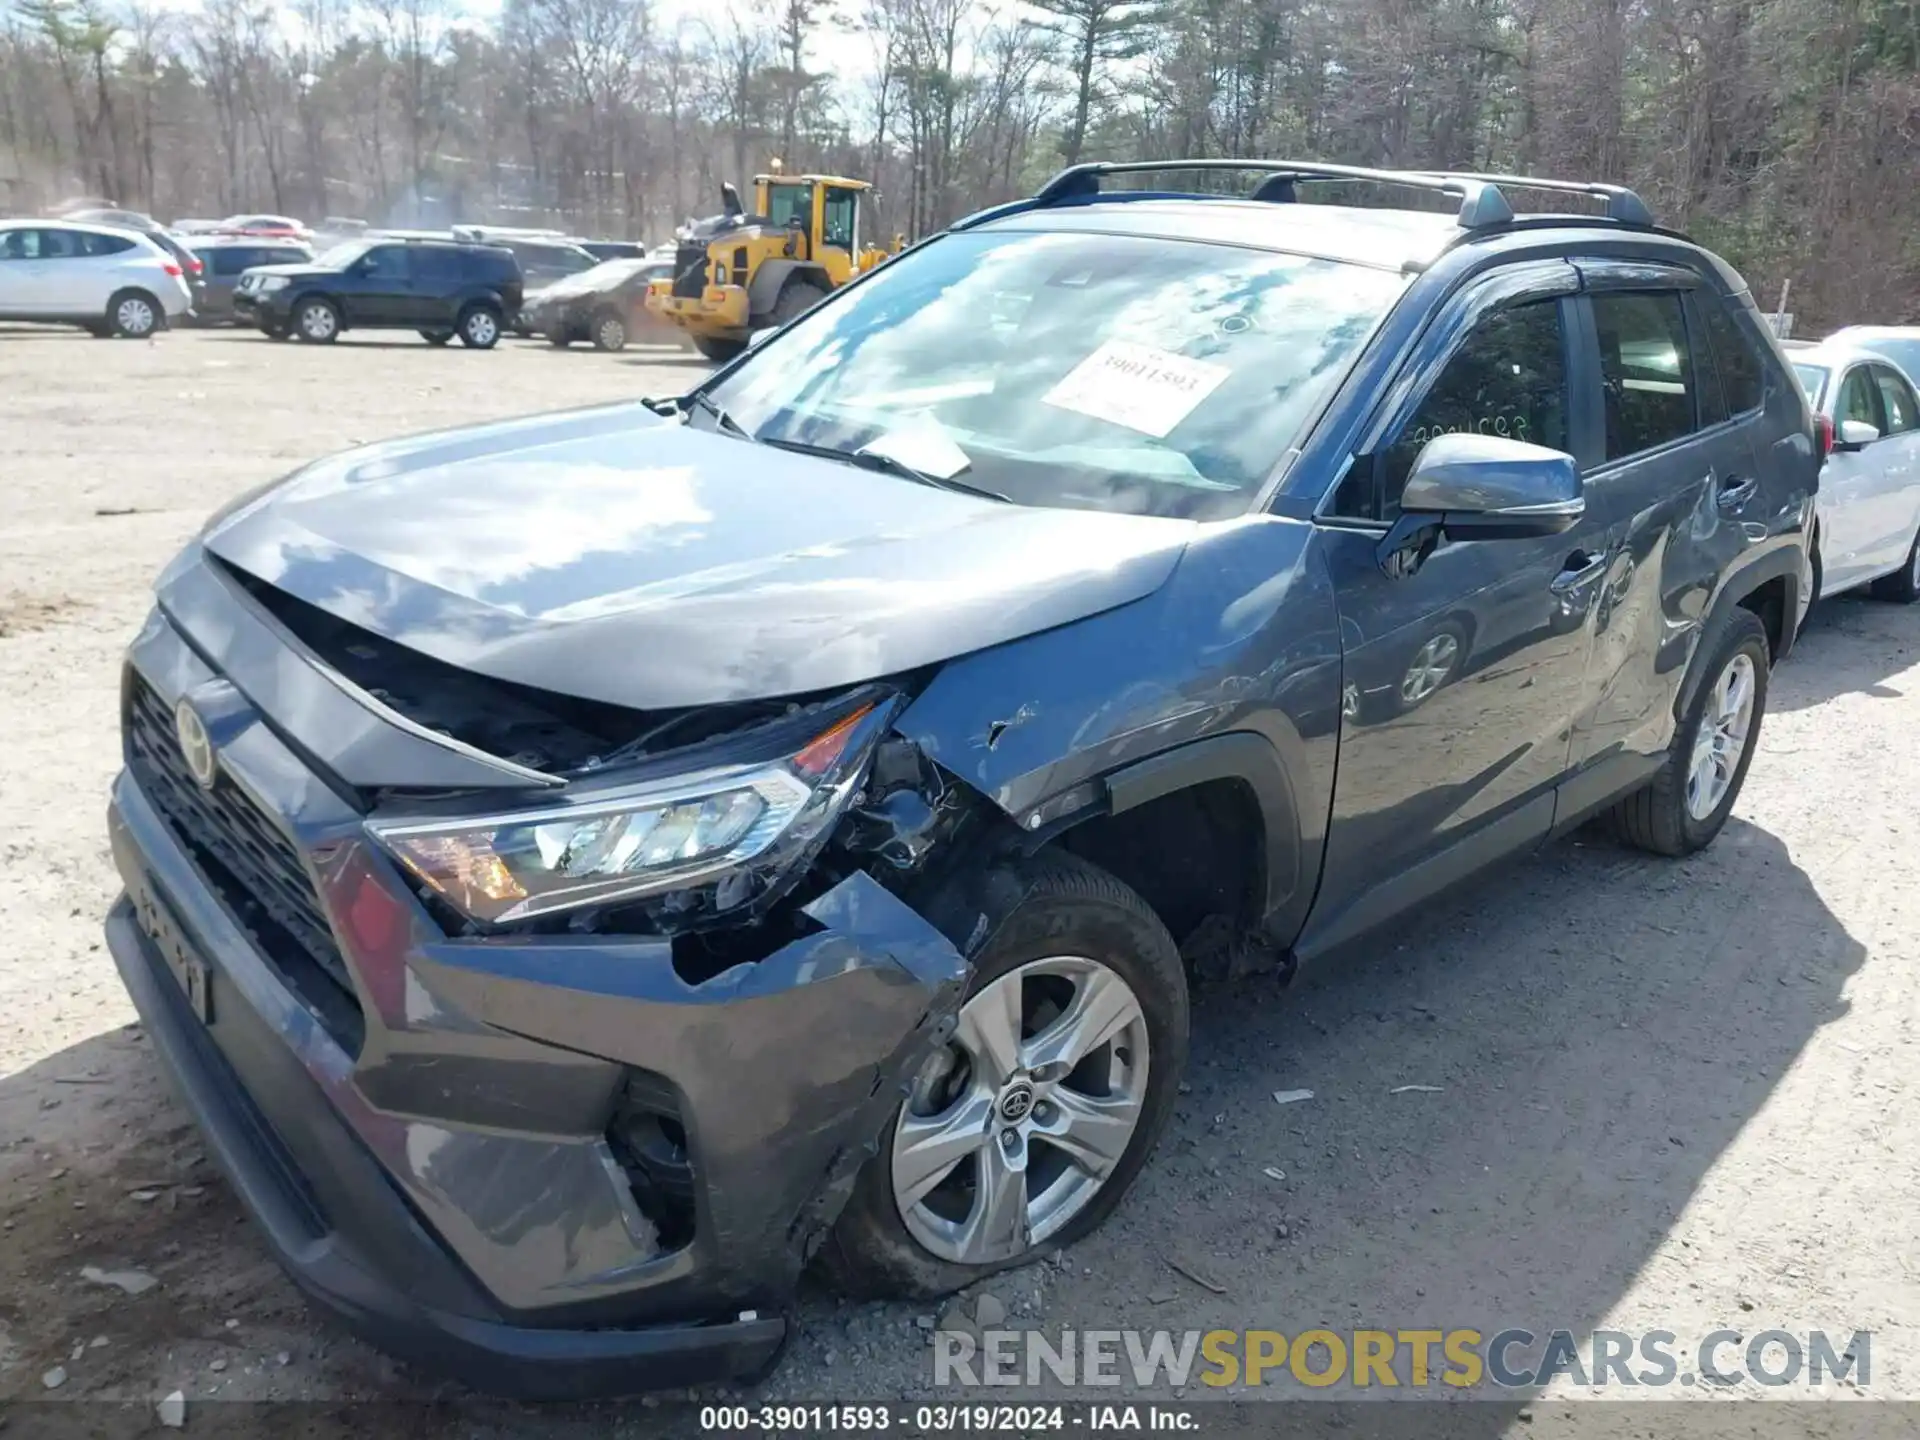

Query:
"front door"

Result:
[[1306, 282, 1613, 952], [343, 243, 412, 325]]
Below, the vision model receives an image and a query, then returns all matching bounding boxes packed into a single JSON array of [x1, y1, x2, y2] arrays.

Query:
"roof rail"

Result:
[[1025, 159, 1516, 229], [1412, 171, 1653, 226]]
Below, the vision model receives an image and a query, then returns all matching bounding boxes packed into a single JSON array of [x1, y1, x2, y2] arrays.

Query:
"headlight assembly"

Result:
[[368, 699, 890, 925], [257, 275, 290, 292]]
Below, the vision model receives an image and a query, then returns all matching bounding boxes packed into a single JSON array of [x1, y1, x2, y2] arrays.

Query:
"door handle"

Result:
[[1716, 473, 1757, 511], [1549, 550, 1610, 594]]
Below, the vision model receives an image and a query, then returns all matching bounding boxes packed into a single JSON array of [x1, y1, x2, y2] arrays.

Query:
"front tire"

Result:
[[819, 855, 1187, 1300], [1869, 527, 1920, 604], [419, 328, 455, 347], [107, 289, 160, 338], [1605, 607, 1769, 856], [457, 304, 501, 349], [591, 308, 628, 352], [294, 297, 340, 343]]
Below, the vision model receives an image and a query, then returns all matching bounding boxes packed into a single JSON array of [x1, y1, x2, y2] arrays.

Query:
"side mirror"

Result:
[[1378, 433, 1583, 575], [1835, 419, 1880, 451]]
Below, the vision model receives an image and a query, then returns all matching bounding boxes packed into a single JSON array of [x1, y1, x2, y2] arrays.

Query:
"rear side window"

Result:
[[205, 247, 255, 276], [1871, 364, 1917, 435], [410, 246, 462, 282], [1697, 296, 1765, 415], [1370, 298, 1570, 517], [1593, 292, 1697, 460], [80, 231, 136, 256], [470, 247, 520, 282]]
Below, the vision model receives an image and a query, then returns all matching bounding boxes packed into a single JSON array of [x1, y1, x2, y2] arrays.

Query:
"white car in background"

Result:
[[1793, 339, 1920, 607], [0, 219, 195, 338]]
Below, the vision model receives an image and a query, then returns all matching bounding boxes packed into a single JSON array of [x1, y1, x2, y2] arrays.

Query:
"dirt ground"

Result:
[[0, 326, 1914, 1430]]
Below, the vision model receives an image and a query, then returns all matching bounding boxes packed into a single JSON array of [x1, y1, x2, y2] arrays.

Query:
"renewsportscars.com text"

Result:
[[933, 1327, 1871, 1390]]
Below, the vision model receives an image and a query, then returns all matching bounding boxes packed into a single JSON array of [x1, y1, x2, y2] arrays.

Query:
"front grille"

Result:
[[125, 674, 364, 1050], [671, 242, 708, 298]]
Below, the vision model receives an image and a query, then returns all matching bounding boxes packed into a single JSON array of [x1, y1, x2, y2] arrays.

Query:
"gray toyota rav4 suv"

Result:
[[105, 161, 1816, 1396]]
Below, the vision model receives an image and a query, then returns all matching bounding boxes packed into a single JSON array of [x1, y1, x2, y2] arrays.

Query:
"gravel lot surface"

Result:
[[0, 326, 1913, 1432]]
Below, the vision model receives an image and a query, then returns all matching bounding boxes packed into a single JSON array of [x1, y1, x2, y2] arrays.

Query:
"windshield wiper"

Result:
[[758, 436, 1011, 503]]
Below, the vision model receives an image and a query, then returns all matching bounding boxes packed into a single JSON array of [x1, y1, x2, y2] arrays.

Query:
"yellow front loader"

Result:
[[647, 171, 902, 360]]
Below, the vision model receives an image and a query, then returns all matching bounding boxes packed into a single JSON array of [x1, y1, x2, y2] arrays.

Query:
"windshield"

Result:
[[1864, 338, 1920, 380], [707, 230, 1406, 520], [316, 239, 371, 268], [565, 258, 648, 290], [1794, 363, 1830, 406]]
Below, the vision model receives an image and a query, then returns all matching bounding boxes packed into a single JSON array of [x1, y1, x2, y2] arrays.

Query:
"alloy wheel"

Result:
[[465, 311, 498, 346], [891, 956, 1150, 1266], [597, 316, 626, 350], [1685, 651, 1756, 820]]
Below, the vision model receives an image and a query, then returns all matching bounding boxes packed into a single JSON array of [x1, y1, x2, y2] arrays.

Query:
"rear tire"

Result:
[[106, 289, 161, 338], [546, 330, 573, 348], [1869, 528, 1920, 604], [456, 304, 501, 349], [817, 854, 1187, 1301], [294, 297, 340, 343], [1604, 607, 1769, 857], [691, 333, 745, 362]]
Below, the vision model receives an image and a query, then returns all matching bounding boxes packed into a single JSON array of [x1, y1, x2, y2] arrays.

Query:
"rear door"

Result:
[[1567, 269, 1762, 777]]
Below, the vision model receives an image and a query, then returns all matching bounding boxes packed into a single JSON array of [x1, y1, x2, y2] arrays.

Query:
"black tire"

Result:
[[457, 304, 501, 349], [261, 324, 292, 341], [1604, 606, 1770, 856], [1868, 527, 1920, 604], [817, 854, 1188, 1301], [770, 278, 828, 326], [106, 288, 161, 338], [691, 333, 745, 362], [590, 308, 628, 352], [293, 296, 340, 343], [546, 330, 573, 348], [419, 328, 455, 347]]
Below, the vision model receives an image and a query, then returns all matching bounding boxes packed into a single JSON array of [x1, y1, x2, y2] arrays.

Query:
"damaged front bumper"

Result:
[[104, 606, 967, 1398]]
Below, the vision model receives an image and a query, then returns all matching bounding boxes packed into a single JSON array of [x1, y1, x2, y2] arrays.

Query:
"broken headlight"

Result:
[[368, 700, 889, 925]]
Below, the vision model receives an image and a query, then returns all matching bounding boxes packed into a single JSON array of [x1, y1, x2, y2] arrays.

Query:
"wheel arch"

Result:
[[1678, 543, 1803, 724], [747, 259, 831, 320]]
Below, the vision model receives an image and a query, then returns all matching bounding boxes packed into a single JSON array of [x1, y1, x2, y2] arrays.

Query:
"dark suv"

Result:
[[104, 162, 1814, 1398], [232, 237, 522, 347]]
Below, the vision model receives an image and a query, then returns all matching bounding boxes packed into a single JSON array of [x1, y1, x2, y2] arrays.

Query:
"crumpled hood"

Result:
[[202, 402, 1197, 711]]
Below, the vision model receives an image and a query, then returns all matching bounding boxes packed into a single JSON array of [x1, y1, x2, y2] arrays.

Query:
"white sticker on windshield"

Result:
[[1040, 340, 1231, 438]]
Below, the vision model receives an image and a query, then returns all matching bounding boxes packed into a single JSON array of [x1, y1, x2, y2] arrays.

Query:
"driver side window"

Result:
[[1339, 299, 1569, 520], [1838, 368, 1885, 434]]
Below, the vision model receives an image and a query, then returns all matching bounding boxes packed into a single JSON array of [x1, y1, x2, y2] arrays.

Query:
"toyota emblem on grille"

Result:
[[174, 699, 217, 790]]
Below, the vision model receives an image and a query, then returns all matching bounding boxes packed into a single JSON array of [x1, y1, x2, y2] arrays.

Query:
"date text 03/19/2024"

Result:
[[698, 1404, 1198, 1432]]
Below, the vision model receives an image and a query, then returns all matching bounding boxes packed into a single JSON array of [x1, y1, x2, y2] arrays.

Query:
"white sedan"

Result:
[[0, 218, 195, 338], [1793, 340, 1920, 607]]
